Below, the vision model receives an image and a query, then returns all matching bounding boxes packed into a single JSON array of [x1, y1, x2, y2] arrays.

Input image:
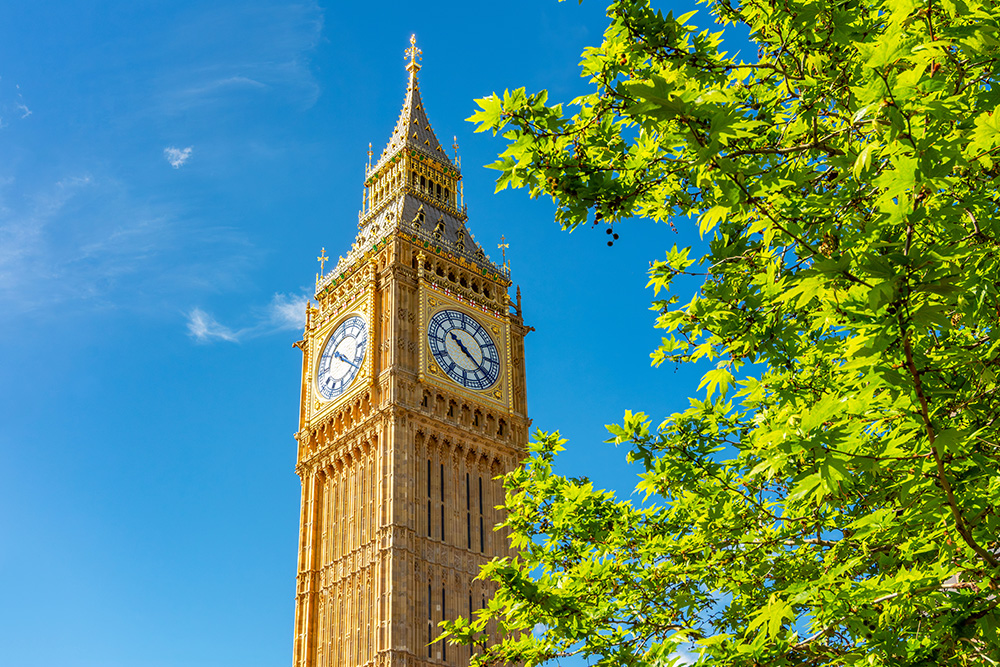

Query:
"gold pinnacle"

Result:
[[498, 235, 509, 264], [405, 34, 422, 73], [317, 247, 328, 274]]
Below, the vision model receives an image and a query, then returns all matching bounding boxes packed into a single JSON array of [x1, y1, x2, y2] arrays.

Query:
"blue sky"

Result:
[[0, 2, 715, 665]]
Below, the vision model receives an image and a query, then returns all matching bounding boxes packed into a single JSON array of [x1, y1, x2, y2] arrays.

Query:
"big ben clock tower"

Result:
[[291, 37, 530, 667]]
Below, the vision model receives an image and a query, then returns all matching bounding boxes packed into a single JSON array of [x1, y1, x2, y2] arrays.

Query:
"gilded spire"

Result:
[[405, 34, 422, 74], [320, 37, 507, 292], [372, 34, 447, 170]]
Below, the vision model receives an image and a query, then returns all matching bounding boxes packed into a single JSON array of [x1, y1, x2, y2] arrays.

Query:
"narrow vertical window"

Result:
[[440, 463, 446, 541], [441, 586, 447, 661], [428, 583, 433, 658], [355, 584, 361, 662], [466, 473, 471, 549], [479, 476, 485, 553], [427, 459, 433, 537]]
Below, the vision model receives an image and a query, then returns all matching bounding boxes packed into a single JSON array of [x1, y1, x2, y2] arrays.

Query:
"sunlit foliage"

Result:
[[443, 0, 1000, 664]]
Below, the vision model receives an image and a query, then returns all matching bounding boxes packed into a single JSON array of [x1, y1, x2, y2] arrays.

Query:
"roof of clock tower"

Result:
[[318, 36, 506, 293], [373, 37, 446, 170]]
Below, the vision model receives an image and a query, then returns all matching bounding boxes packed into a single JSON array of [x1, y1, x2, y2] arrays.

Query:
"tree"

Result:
[[442, 0, 1000, 665]]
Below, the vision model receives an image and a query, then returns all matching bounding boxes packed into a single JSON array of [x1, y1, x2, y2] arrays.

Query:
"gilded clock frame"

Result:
[[308, 292, 374, 422], [419, 283, 512, 411]]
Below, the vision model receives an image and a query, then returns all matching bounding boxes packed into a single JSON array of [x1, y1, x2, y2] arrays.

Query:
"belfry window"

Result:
[[469, 593, 475, 661], [427, 459, 432, 537]]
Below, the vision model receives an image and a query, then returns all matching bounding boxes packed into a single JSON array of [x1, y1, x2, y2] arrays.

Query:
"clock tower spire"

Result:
[[291, 38, 530, 667]]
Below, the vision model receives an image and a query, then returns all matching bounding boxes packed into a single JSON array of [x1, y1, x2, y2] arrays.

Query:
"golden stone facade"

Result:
[[291, 38, 530, 667]]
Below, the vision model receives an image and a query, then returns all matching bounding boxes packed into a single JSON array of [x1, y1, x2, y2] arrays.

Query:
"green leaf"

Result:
[[698, 367, 734, 401]]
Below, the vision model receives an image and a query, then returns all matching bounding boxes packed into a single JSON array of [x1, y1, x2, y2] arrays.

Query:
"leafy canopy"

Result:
[[443, 0, 1000, 665]]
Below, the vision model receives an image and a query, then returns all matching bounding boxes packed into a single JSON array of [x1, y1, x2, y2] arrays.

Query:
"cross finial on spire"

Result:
[[405, 34, 422, 74], [452, 135, 461, 167], [317, 247, 329, 274], [498, 235, 509, 265]]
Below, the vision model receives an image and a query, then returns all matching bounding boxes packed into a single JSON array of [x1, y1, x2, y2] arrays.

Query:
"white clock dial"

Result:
[[317, 315, 368, 400], [427, 309, 501, 390]]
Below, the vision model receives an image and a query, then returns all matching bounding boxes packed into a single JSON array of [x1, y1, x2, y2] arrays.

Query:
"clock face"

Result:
[[317, 315, 368, 401], [427, 309, 501, 390]]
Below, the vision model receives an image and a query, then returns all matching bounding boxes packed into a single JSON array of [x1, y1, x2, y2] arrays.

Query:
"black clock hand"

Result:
[[333, 350, 360, 370], [449, 332, 479, 365]]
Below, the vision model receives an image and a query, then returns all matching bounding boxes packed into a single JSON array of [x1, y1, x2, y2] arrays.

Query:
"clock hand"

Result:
[[449, 332, 479, 364], [333, 350, 360, 370]]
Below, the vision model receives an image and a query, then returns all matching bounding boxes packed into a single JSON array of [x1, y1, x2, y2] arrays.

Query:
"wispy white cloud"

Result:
[[179, 76, 267, 99], [187, 307, 239, 342], [186, 291, 308, 343], [164, 146, 193, 168], [0, 173, 255, 323], [0, 80, 32, 127], [156, 2, 324, 114], [267, 291, 309, 331], [15, 85, 31, 118]]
